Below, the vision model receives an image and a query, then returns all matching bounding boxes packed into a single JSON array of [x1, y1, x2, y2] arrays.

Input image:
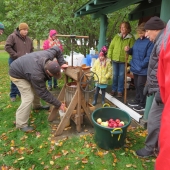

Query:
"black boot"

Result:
[[101, 89, 106, 105], [92, 93, 98, 106]]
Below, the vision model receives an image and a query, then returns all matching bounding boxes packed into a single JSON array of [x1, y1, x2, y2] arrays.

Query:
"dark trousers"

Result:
[[8, 58, 20, 98], [94, 87, 106, 101], [133, 74, 147, 107]]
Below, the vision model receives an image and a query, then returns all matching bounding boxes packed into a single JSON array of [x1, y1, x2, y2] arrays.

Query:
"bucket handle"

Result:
[[110, 128, 123, 141], [103, 103, 110, 107]]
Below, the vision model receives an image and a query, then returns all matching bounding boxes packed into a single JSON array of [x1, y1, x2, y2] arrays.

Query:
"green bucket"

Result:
[[91, 107, 131, 150]]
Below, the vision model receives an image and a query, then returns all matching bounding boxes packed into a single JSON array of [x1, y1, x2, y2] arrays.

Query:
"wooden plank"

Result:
[[102, 92, 142, 122], [58, 84, 66, 101], [81, 100, 93, 125], [64, 67, 80, 81], [48, 107, 59, 122], [48, 85, 66, 122], [76, 76, 82, 132], [55, 90, 78, 136]]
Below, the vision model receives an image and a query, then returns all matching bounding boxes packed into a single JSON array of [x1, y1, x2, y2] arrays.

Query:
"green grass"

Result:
[[0, 52, 154, 170]]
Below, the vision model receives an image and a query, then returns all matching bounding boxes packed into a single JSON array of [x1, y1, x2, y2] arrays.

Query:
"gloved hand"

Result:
[[155, 90, 163, 105], [143, 84, 149, 96]]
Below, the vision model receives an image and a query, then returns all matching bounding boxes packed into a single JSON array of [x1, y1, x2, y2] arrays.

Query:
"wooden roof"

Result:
[[74, 0, 161, 20]]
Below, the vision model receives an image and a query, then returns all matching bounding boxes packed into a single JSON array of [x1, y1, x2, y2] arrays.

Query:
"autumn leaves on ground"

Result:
[[0, 52, 154, 170]]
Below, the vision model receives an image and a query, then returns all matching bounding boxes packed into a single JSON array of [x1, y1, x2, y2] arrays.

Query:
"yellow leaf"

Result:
[[132, 165, 137, 168], [114, 158, 117, 163], [97, 151, 104, 157], [10, 140, 15, 146], [64, 166, 69, 170], [113, 163, 116, 166], [126, 164, 132, 167], [39, 145, 43, 148], [18, 156, 25, 161], [50, 161, 54, 165], [62, 150, 69, 156]]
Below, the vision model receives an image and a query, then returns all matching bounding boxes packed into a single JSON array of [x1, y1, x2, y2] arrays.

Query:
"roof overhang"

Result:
[[75, 0, 161, 20]]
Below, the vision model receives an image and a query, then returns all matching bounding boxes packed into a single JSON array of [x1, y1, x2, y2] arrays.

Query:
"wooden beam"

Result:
[[92, 0, 142, 19], [86, 4, 110, 11], [64, 67, 80, 81], [94, 0, 116, 5], [81, 100, 93, 125], [55, 90, 78, 136]]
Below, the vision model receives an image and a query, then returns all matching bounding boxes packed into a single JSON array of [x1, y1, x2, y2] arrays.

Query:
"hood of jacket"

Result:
[[49, 30, 57, 37]]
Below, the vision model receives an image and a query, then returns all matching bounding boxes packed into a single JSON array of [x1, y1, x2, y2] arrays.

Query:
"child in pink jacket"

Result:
[[43, 30, 63, 90]]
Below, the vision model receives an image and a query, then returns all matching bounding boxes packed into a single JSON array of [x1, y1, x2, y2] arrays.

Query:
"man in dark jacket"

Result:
[[9, 46, 68, 132], [5, 23, 34, 102], [136, 16, 165, 158]]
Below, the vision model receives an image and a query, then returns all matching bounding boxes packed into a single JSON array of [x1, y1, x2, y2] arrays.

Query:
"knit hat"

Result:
[[144, 16, 165, 30], [99, 46, 108, 57], [46, 61, 61, 79], [19, 23, 29, 30], [0, 22, 4, 30]]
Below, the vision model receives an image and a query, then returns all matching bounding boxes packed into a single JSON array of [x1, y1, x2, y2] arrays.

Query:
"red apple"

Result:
[[115, 119, 120, 124], [118, 122, 124, 127], [109, 119, 114, 123]]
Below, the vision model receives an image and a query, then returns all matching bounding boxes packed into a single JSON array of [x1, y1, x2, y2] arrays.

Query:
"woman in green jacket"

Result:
[[108, 21, 135, 97]]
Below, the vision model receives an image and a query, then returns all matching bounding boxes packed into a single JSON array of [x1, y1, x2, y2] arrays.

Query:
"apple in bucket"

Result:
[[97, 118, 102, 124]]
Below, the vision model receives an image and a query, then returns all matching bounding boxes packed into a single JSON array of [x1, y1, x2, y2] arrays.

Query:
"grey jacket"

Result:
[[9, 46, 66, 108], [147, 29, 165, 94]]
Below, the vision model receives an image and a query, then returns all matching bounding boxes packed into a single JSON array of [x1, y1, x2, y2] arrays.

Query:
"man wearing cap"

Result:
[[0, 22, 5, 35], [9, 46, 68, 132], [136, 16, 166, 158], [5, 23, 34, 102]]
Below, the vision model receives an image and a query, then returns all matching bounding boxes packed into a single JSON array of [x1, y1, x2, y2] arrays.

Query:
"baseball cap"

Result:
[[46, 61, 61, 79]]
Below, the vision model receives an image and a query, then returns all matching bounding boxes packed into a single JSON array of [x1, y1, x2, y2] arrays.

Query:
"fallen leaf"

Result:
[[82, 158, 88, 164], [18, 157, 25, 161], [62, 150, 69, 156], [126, 164, 132, 167], [50, 161, 54, 165], [64, 165, 69, 170]]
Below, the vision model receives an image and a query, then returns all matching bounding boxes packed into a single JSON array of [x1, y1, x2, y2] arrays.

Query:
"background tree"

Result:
[[1, 0, 137, 55]]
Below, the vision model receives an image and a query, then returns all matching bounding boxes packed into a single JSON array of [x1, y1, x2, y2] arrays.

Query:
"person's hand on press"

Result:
[[155, 90, 163, 105], [61, 64, 68, 70], [143, 84, 149, 96], [124, 46, 130, 52], [59, 103, 66, 112]]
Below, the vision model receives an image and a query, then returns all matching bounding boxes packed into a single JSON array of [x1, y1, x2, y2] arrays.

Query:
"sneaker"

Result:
[[110, 91, 116, 96], [117, 92, 122, 98], [128, 100, 139, 107], [19, 126, 34, 133], [133, 105, 145, 112], [10, 97, 16, 102], [136, 148, 154, 158]]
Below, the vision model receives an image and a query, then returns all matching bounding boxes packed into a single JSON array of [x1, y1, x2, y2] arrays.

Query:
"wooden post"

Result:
[[124, 53, 128, 104]]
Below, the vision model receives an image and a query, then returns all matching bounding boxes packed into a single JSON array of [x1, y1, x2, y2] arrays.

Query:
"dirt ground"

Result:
[[49, 87, 141, 141]]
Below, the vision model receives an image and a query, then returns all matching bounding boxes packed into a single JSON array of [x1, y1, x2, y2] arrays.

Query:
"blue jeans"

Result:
[[8, 58, 20, 98], [48, 78, 57, 87], [112, 61, 125, 93]]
